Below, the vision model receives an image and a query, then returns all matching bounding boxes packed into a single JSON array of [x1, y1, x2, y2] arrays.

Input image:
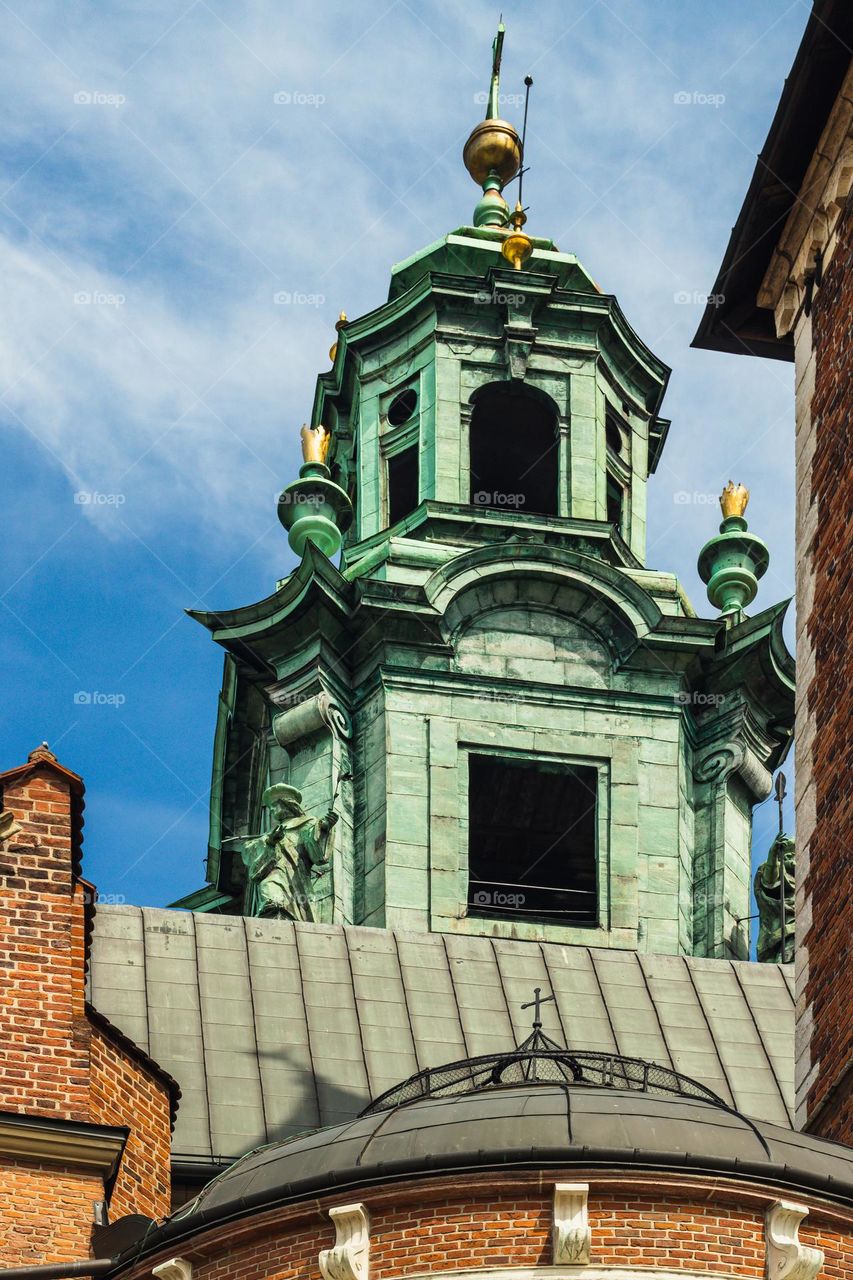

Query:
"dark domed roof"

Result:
[[113, 1037, 853, 1264], [126, 1077, 853, 1259]]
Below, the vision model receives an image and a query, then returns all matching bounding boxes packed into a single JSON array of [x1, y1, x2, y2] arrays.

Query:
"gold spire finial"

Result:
[[719, 480, 750, 519], [501, 201, 533, 270], [301, 423, 332, 465], [329, 311, 347, 364]]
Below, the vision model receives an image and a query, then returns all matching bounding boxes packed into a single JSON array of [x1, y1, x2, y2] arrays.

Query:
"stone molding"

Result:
[[0, 1111, 127, 1177], [319, 1202, 370, 1280], [152, 1261, 193, 1280], [765, 1200, 823, 1280], [553, 1182, 591, 1264]]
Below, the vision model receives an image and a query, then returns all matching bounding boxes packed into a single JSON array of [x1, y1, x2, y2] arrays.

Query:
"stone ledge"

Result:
[[0, 1109, 127, 1177]]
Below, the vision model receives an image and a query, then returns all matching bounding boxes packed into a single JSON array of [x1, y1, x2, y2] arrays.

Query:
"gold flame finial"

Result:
[[501, 201, 533, 270], [329, 311, 347, 364], [719, 480, 750, 519], [301, 423, 332, 465]]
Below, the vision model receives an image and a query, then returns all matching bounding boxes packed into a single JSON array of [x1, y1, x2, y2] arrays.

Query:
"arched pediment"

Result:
[[424, 544, 662, 664], [456, 605, 612, 688]]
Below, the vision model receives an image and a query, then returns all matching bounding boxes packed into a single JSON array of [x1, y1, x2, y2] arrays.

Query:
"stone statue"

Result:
[[754, 831, 795, 963], [238, 783, 339, 922]]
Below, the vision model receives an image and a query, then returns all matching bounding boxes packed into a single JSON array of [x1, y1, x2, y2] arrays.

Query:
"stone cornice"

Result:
[[0, 1109, 127, 1177], [759, 61, 853, 335]]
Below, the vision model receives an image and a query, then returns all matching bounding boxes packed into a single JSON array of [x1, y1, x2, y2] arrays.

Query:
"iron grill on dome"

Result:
[[360, 1026, 728, 1116]]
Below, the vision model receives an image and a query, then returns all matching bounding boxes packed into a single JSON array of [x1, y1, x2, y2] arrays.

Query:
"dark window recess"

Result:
[[467, 755, 597, 923], [605, 408, 625, 455], [387, 387, 418, 425], [606, 475, 624, 531], [470, 384, 558, 515], [387, 445, 419, 525]]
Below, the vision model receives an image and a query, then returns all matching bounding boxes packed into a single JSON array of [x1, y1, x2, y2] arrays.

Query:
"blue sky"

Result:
[[1, 0, 804, 911]]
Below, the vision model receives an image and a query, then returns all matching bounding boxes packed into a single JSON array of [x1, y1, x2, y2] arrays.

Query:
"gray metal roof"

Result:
[[88, 907, 796, 1162]]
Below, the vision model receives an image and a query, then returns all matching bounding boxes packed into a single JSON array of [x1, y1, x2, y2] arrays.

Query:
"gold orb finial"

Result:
[[301, 423, 332, 465], [463, 118, 523, 187], [329, 311, 347, 364], [501, 202, 533, 270], [719, 481, 750, 520]]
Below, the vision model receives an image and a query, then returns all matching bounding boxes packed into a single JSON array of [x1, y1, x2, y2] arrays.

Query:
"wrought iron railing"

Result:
[[360, 1043, 728, 1116]]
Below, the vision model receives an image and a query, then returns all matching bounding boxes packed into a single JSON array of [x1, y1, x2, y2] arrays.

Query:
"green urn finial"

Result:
[[697, 481, 769, 620], [462, 22, 521, 228], [277, 424, 353, 559]]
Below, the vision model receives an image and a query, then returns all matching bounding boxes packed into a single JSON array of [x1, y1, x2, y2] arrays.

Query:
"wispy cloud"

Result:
[[0, 0, 805, 898]]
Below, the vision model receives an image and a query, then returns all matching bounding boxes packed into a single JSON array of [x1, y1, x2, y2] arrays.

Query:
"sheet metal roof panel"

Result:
[[89, 909, 796, 1161]]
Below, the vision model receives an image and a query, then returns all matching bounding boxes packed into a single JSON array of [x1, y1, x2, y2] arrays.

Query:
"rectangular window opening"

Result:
[[387, 445, 419, 526], [606, 475, 624, 533], [467, 754, 598, 924]]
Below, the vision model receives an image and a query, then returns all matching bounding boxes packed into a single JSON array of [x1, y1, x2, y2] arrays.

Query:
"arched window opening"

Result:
[[469, 383, 559, 516], [467, 754, 598, 924], [605, 407, 625, 455]]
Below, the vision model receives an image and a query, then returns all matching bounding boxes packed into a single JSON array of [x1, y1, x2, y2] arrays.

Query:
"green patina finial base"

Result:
[[697, 512, 770, 620], [277, 462, 353, 560], [473, 171, 510, 228]]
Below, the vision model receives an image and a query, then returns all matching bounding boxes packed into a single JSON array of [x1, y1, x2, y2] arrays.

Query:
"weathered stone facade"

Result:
[[184, 228, 793, 961]]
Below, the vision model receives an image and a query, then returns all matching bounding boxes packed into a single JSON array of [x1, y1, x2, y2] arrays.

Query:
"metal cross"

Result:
[[521, 986, 555, 1030]]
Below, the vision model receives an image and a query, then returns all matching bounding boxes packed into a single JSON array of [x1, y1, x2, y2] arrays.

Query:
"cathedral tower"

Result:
[[180, 34, 794, 961]]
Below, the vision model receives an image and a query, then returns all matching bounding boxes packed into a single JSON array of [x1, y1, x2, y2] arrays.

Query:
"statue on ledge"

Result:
[[754, 831, 795, 963], [236, 783, 339, 922]]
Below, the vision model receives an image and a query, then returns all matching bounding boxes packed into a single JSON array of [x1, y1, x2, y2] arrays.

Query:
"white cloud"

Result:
[[0, 0, 803, 612]]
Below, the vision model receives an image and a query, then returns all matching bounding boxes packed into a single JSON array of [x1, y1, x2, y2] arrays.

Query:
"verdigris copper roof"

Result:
[[88, 907, 795, 1163]]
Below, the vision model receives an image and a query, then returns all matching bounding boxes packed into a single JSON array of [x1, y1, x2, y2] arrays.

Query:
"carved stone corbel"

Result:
[[504, 323, 537, 379], [319, 1203, 370, 1280], [693, 739, 772, 801], [765, 1200, 823, 1280], [152, 1260, 193, 1280], [272, 691, 351, 748], [776, 283, 801, 338], [552, 1182, 591, 1265]]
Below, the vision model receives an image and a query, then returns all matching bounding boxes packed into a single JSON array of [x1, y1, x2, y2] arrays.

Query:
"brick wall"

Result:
[[88, 1022, 172, 1220], [127, 1175, 853, 1280], [0, 765, 90, 1119], [0, 1161, 104, 1265], [801, 196, 853, 1142], [0, 748, 175, 1261]]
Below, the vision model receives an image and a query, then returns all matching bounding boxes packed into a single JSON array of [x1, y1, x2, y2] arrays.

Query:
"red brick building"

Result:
[[0, 747, 176, 1264], [694, 0, 853, 1143]]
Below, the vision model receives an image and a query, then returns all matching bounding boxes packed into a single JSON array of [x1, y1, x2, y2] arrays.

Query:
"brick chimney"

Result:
[[0, 747, 177, 1264]]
